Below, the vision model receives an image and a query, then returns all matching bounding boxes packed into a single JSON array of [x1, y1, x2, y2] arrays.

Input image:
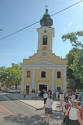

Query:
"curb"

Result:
[[6, 94, 42, 110], [19, 100, 38, 110], [5, 94, 61, 111]]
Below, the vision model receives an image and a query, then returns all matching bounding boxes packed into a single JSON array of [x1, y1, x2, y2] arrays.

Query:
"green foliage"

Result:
[[62, 31, 83, 89], [62, 31, 83, 48], [0, 63, 22, 88], [68, 79, 76, 90]]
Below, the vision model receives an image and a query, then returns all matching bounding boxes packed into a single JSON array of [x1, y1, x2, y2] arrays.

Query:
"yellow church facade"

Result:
[[21, 9, 67, 94]]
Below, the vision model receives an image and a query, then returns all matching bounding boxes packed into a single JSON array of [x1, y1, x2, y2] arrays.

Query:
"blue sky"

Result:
[[0, 0, 83, 67]]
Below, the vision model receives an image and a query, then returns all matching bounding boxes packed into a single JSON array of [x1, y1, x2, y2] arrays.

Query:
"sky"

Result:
[[0, 0, 83, 67]]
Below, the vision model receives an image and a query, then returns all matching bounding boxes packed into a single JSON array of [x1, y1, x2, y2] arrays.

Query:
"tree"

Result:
[[62, 31, 83, 89], [0, 66, 7, 86], [0, 63, 22, 88], [62, 31, 83, 48], [68, 79, 76, 90], [9, 63, 22, 88]]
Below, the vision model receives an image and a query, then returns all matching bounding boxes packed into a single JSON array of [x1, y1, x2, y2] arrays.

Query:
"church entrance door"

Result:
[[26, 85, 29, 95], [39, 84, 47, 91], [39, 84, 48, 97]]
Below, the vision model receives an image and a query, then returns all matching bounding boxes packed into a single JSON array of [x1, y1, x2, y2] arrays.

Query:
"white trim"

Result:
[[21, 70, 24, 92], [32, 69, 35, 89], [23, 64, 67, 70], [49, 32, 52, 50], [38, 33, 40, 50], [63, 67, 67, 92], [51, 69, 55, 90], [33, 60, 54, 65]]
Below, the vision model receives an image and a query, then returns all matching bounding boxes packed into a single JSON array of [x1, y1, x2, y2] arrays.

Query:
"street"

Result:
[[0, 93, 63, 125]]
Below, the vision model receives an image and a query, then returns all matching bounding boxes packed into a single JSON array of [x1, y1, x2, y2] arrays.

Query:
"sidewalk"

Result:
[[20, 99, 61, 110], [6, 93, 61, 110], [6, 93, 63, 125]]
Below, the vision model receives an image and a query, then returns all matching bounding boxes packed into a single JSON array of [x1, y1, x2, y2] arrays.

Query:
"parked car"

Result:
[[5, 88, 20, 93]]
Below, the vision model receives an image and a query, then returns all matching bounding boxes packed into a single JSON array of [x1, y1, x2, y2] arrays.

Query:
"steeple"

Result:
[[37, 9, 54, 52], [40, 9, 53, 27]]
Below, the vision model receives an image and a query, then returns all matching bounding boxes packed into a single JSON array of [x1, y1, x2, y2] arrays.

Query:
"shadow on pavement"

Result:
[[51, 110, 64, 120], [4, 111, 63, 125], [4, 114, 46, 125]]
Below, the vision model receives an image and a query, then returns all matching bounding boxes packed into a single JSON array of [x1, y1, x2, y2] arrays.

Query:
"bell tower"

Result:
[[37, 9, 54, 53]]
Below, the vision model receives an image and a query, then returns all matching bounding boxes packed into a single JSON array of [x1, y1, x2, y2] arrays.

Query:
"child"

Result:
[[44, 94, 53, 125]]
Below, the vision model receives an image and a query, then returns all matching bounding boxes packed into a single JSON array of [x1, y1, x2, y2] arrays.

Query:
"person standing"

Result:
[[65, 100, 81, 125], [44, 94, 53, 125], [60, 91, 64, 106], [43, 91, 48, 107], [71, 92, 76, 101], [77, 102, 83, 125], [56, 90, 59, 100], [62, 97, 71, 115], [23, 90, 26, 99]]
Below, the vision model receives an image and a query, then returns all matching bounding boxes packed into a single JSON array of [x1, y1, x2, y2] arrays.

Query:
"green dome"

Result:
[[40, 9, 53, 27]]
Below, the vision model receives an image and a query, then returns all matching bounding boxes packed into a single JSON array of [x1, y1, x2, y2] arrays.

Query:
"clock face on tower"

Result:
[[42, 52, 47, 56]]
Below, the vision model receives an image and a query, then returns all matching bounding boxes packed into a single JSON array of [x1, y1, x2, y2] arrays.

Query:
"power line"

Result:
[[51, 0, 83, 16], [0, 21, 39, 40], [0, 0, 83, 40]]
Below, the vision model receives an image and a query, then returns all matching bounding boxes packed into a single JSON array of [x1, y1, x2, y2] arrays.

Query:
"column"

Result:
[[32, 69, 35, 89], [63, 68, 66, 93], [51, 69, 55, 90], [49, 32, 52, 50], [38, 33, 40, 50], [21, 70, 24, 92]]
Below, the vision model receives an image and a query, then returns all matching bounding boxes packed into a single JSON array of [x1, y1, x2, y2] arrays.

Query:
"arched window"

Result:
[[41, 71, 46, 78], [42, 35, 47, 45], [57, 72, 61, 78], [27, 71, 30, 77]]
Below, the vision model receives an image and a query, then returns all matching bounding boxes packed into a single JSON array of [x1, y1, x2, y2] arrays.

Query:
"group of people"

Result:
[[61, 93, 83, 125], [23, 89, 83, 125], [43, 90, 83, 125]]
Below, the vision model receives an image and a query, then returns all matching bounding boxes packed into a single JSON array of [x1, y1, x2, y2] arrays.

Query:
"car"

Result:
[[5, 88, 20, 93]]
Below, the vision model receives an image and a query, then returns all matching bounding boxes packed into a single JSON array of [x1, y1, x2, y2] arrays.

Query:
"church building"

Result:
[[21, 9, 67, 94]]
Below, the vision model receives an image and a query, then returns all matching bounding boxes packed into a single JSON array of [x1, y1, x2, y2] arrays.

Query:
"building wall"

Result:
[[23, 68, 65, 92], [22, 25, 67, 93]]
